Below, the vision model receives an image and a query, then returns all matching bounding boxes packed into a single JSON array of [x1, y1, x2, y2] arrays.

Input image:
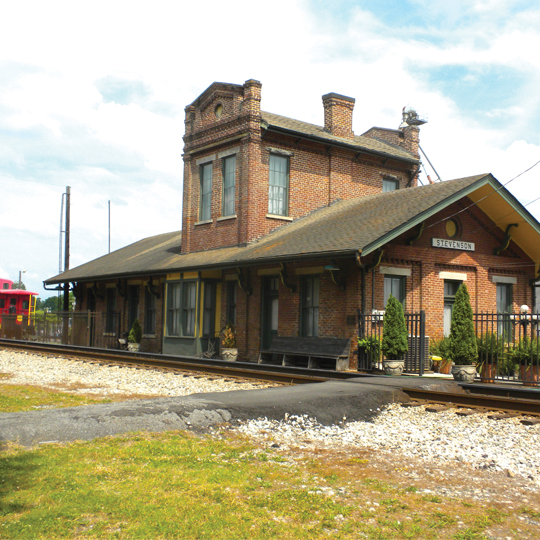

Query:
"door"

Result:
[[261, 277, 279, 350]]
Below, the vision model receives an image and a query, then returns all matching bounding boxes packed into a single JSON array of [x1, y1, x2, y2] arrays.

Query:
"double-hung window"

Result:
[[105, 289, 116, 333], [202, 282, 216, 337], [200, 163, 212, 221], [301, 276, 319, 337], [222, 155, 236, 217], [384, 275, 405, 308], [182, 282, 197, 336], [167, 283, 182, 336], [268, 154, 289, 216], [383, 178, 399, 192], [145, 289, 156, 335]]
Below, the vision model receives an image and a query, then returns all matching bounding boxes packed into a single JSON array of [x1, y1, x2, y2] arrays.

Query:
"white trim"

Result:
[[492, 275, 517, 285], [267, 147, 294, 156], [217, 215, 237, 222], [196, 154, 216, 166], [266, 214, 293, 221], [439, 271, 467, 281], [217, 147, 240, 159], [379, 266, 411, 277], [194, 219, 213, 226]]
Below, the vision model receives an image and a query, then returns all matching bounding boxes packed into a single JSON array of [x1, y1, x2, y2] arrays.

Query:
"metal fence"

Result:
[[357, 310, 427, 375], [357, 308, 540, 386], [0, 311, 124, 350]]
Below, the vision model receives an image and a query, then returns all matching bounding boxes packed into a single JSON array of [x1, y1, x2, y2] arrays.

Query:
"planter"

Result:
[[520, 365, 540, 387], [439, 358, 452, 374], [127, 343, 140, 352], [382, 359, 404, 376], [451, 364, 476, 383], [221, 348, 239, 362], [479, 363, 498, 382]]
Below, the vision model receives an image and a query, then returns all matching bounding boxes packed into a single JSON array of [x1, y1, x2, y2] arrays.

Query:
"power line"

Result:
[[424, 158, 540, 231]]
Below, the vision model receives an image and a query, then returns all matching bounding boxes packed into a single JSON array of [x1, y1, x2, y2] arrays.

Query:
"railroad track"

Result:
[[403, 388, 540, 420], [0, 338, 366, 386]]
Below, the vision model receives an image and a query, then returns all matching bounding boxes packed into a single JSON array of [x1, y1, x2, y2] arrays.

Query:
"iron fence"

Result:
[[357, 310, 427, 374]]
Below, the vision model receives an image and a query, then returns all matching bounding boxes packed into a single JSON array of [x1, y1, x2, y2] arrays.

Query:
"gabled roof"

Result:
[[261, 111, 418, 163], [45, 173, 540, 285]]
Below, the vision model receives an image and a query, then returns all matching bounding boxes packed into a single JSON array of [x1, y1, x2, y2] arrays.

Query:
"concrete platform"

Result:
[[0, 375, 463, 448]]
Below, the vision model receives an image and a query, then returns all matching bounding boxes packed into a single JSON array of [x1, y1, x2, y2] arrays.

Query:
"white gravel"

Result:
[[2, 347, 540, 490], [0, 348, 274, 396], [234, 409, 540, 487]]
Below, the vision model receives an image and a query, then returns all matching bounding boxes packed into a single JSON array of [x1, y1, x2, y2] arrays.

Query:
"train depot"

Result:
[[44, 80, 540, 370]]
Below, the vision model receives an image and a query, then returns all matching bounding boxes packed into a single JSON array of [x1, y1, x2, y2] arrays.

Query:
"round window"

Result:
[[214, 104, 223, 118], [446, 219, 459, 238]]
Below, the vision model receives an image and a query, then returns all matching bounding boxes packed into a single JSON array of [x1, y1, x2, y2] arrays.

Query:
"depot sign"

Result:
[[432, 238, 475, 251]]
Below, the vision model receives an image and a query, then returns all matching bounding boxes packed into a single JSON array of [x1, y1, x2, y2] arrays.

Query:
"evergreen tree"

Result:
[[381, 295, 409, 360], [128, 319, 142, 344], [449, 284, 477, 365]]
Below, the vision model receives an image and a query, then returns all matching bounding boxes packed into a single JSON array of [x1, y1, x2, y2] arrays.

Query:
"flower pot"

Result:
[[451, 364, 476, 383], [439, 358, 452, 374], [127, 343, 140, 352], [520, 365, 540, 387], [221, 348, 239, 362], [479, 363, 498, 382], [382, 359, 404, 376]]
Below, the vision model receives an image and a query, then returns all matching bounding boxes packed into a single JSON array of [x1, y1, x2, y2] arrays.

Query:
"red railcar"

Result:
[[0, 279, 38, 333]]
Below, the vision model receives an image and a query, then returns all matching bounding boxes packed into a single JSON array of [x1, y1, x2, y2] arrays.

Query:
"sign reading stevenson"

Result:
[[432, 238, 475, 251]]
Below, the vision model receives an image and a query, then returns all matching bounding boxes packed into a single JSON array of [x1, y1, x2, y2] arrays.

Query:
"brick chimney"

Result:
[[322, 92, 355, 140]]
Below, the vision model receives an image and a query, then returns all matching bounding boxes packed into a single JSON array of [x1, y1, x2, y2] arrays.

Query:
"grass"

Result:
[[0, 381, 538, 538], [0, 380, 112, 413], [0, 431, 537, 539]]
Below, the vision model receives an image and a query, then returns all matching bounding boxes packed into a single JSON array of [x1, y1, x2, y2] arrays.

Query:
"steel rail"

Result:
[[403, 388, 540, 416], [0, 339, 367, 385]]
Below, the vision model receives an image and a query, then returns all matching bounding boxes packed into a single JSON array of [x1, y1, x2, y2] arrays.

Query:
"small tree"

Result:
[[449, 284, 477, 365], [381, 295, 408, 360], [128, 319, 142, 344]]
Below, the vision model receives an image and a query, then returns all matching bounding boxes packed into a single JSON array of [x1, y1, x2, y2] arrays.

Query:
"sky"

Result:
[[1, 0, 539, 298]]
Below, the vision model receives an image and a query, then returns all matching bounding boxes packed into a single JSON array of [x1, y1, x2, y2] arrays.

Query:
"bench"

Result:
[[258, 336, 351, 371]]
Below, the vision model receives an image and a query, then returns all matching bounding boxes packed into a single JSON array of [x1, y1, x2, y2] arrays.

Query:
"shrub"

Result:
[[449, 284, 477, 365], [221, 323, 237, 348], [358, 335, 381, 362], [510, 336, 540, 366], [381, 295, 408, 360], [128, 319, 142, 344], [430, 336, 452, 360]]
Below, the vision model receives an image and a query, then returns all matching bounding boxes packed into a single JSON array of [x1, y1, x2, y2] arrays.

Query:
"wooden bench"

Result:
[[258, 336, 351, 371]]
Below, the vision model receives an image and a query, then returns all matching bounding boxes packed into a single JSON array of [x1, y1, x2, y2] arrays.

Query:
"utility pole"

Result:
[[62, 186, 71, 343]]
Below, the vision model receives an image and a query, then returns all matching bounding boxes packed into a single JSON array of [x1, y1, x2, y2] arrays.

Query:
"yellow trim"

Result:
[[224, 273, 239, 281], [201, 269, 222, 279], [295, 266, 324, 275], [127, 279, 143, 285], [183, 271, 198, 279], [467, 186, 540, 262], [167, 273, 181, 281], [198, 282, 204, 338]]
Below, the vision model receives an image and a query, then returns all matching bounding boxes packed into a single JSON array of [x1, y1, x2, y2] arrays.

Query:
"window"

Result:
[[0, 299, 4, 309], [384, 275, 405, 307], [167, 283, 182, 336], [301, 276, 319, 337], [145, 289, 156, 334], [222, 155, 236, 217], [268, 154, 289, 216], [127, 285, 139, 331], [182, 282, 197, 336], [383, 178, 399, 192], [199, 163, 212, 221], [105, 289, 116, 333], [443, 280, 462, 336], [496, 283, 513, 338], [22, 300, 29, 310], [227, 281, 237, 325], [202, 282, 216, 337]]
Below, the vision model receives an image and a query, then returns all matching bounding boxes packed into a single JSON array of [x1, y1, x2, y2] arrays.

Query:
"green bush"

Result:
[[128, 319, 142, 344], [449, 284, 477, 365], [430, 336, 452, 360], [358, 335, 381, 362], [381, 295, 408, 360], [510, 336, 540, 366]]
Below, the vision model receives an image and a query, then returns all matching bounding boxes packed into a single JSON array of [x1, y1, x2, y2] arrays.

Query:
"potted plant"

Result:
[[511, 336, 540, 386], [128, 319, 142, 352], [430, 336, 452, 374], [449, 284, 477, 382], [357, 335, 381, 370], [221, 323, 238, 361], [381, 295, 408, 376], [476, 331, 504, 381]]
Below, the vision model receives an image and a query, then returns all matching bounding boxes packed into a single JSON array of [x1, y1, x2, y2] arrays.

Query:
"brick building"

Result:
[[45, 79, 540, 367]]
